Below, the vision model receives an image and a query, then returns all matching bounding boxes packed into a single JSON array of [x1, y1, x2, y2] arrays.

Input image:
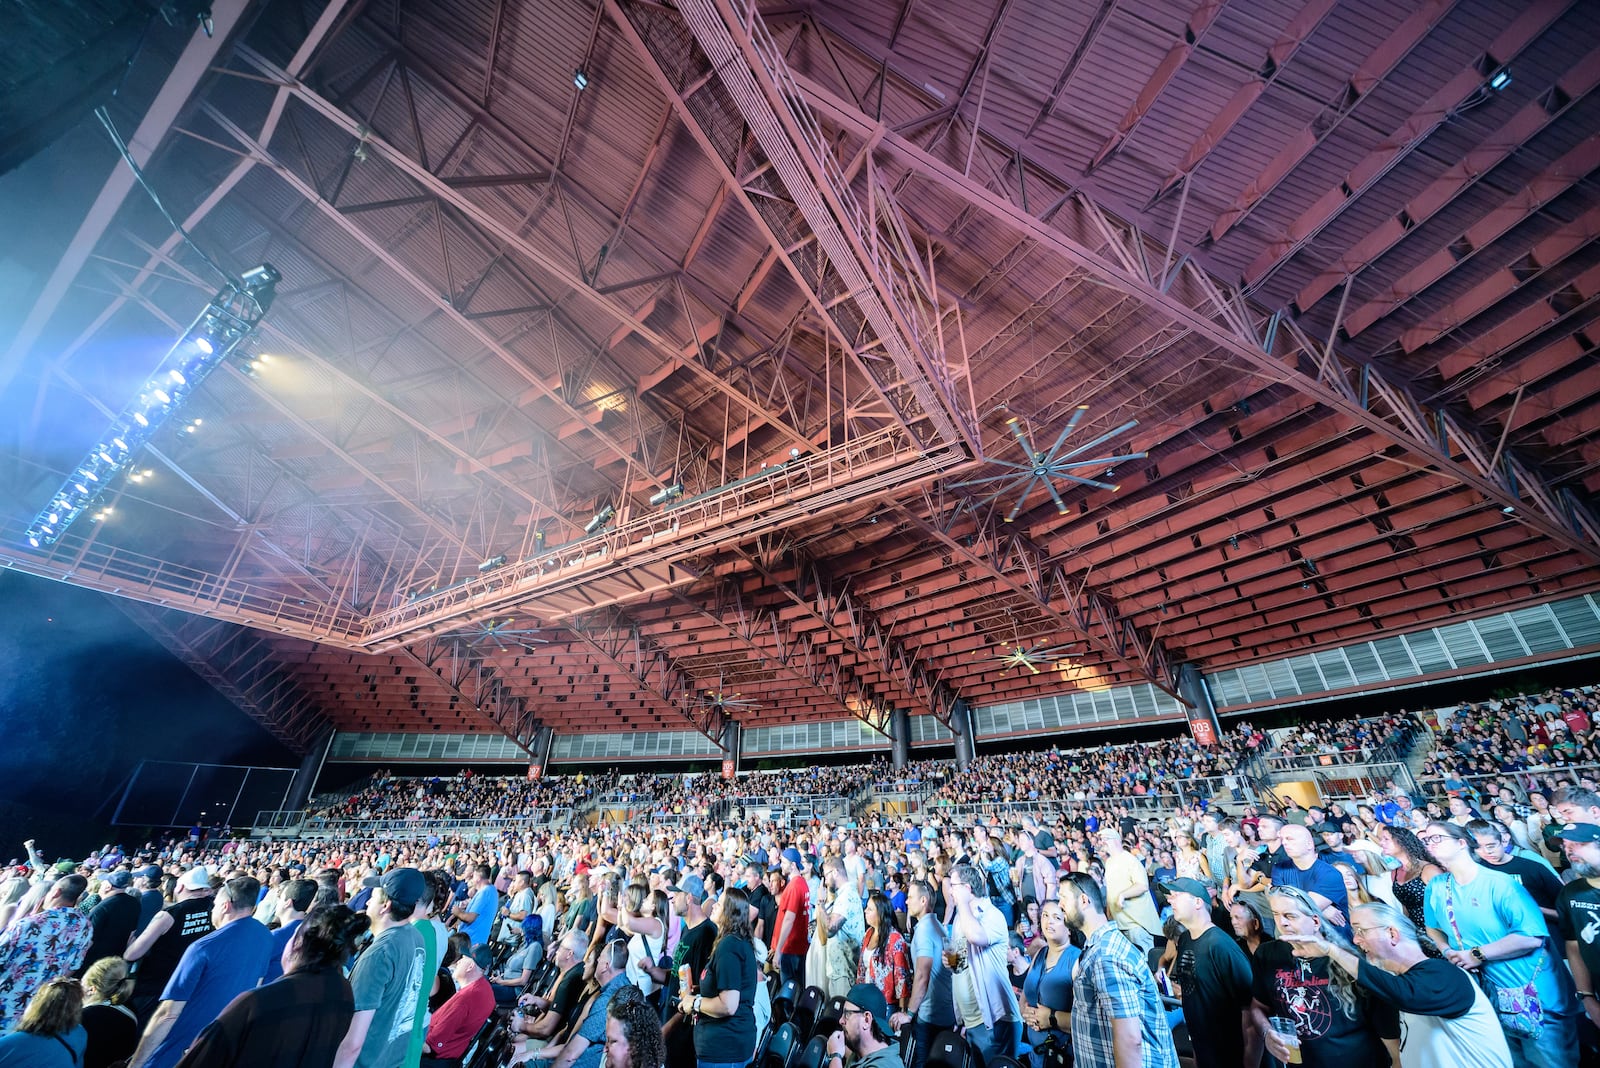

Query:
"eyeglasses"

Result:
[[1417, 834, 1454, 845], [1350, 924, 1391, 938], [840, 1007, 867, 1019]]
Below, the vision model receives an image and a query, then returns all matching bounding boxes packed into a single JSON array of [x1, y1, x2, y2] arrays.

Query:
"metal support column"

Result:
[[950, 699, 975, 769], [891, 708, 911, 771], [284, 729, 335, 811], [721, 721, 742, 780], [1177, 663, 1221, 746]]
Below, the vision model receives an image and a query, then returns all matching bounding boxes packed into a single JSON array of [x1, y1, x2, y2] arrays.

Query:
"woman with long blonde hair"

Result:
[[1255, 886, 1396, 1067]]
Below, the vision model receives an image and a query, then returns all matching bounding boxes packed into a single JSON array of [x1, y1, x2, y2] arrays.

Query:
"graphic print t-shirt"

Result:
[[1251, 939, 1397, 1068], [350, 922, 427, 1068]]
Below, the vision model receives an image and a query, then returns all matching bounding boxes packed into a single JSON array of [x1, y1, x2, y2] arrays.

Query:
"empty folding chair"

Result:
[[761, 1021, 801, 1068], [925, 1028, 971, 1068], [794, 1034, 830, 1068], [788, 985, 825, 1040]]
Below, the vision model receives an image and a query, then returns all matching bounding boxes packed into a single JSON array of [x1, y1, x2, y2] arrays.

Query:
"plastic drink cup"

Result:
[[1267, 1017, 1301, 1064], [679, 964, 693, 991]]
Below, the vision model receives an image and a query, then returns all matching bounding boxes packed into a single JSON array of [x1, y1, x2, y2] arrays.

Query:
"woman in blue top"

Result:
[[1014, 903, 1078, 1068], [0, 977, 87, 1068]]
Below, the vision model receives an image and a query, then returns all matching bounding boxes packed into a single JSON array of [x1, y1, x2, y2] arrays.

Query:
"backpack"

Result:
[[521, 911, 544, 946]]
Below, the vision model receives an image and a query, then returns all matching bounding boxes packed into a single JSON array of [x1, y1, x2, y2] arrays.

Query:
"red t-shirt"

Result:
[[776, 876, 811, 955], [426, 976, 495, 1058], [1564, 708, 1590, 735]]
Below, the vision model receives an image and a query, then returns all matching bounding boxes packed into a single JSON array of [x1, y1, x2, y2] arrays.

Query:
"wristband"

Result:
[[692, 995, 703, 1016]]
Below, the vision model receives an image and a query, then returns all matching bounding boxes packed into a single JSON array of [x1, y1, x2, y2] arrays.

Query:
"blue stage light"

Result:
[[23, 265, 279, 549]]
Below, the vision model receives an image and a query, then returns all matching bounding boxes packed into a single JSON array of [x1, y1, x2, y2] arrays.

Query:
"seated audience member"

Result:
[[0, 978, 87, 1067], [423, 944, 497, 1066]]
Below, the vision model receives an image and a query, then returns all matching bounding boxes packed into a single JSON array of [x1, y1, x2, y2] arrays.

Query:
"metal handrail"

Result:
[[1417, 762, 1600, 804], [361, 428, 956, 646]]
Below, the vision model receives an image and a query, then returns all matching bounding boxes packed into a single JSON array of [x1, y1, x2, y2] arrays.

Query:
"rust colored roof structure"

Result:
[[2, 0, 1598, 754]]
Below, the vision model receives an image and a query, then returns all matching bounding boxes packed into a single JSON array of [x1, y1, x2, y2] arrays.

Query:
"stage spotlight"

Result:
[[24, 267, 275, 547], [649, 483, 684, 506], [478, 555, 508, 572], [584, 504, 615, 535]]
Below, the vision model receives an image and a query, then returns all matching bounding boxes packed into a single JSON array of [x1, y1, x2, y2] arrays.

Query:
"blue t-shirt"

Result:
[[1269, 859, 1351, 936], [263, 916, 303, 983], [910, 914, 956, 1026], [0, 1027, 86, 1068], [1425, 867, 1573, 1015], [148, 917, 275, 1068], [461, 886, 499, 947], [1023, 943, 1079, 1033]]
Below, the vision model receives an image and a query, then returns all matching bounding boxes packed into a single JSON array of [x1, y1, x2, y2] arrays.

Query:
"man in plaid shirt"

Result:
[[1059, 871, 1178, 1068]]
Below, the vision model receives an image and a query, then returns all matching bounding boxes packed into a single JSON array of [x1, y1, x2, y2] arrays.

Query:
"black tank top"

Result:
[[134, 897, 214, 995]]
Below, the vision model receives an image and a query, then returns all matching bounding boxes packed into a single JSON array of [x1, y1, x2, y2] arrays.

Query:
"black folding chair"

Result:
[[789, 985, 825, 1039], [811, 995, 846, 1040], [761, 1022, 801, 1068], [926, 1028, 971, 1068], [795, 1035, 829, 1068]]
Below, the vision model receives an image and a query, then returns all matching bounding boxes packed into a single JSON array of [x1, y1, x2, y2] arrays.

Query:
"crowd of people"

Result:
[[1, 684, 1599, 1068], [1419, 687, 1600, 796]]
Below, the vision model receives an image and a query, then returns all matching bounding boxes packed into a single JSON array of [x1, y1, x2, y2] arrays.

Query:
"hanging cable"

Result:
[[94, 105, 234, 287]]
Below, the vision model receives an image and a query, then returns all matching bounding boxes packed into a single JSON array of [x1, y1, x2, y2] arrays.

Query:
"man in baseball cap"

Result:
[[824, 983, 903, 1068], [1551, 821, 1600, 1013], [1162, 877, 1253, 1068], [666, 873, 706, 903]]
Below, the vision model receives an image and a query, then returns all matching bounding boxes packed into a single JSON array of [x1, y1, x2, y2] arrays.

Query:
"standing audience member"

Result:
[[1287, 900, 1511, 1067], [0, 978, 86, 1067], [81, 871, 142, 975], [174, 905, 370, 1068], [1099, 831, 1161, 953], [1272, 826, 1351, 935], [125, 868, 215, 1022], [1015, 902, 1077, 1066], [81, 956, 140, 1068], [1421, 821, 1577, 1068], [338, 868, 429, 1068], [773, 849, 811, 987], [1163, 878, 1257, 1068], [262, 877, 316, 984], [1551, 822, 1600, 1040], [129, 875, 274, 1068], [888, 879, 954, 1068], [824, 858, 865, 998], [856, 891, 908, 1013], [0, 875, 92, 1031], [946, 864, 1021, 1065], [133, 866, 167, 939], [684, 887, 758, 1068], [1059, 872, 1178, 1068], [450, 865, 498, 952], [1254, 887, 1397, 1067]]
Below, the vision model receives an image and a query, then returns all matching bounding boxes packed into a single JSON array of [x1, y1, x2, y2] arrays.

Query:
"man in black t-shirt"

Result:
[[1469, 819, 1565, 938], [124, 866, 216, 1023], [1164, 878, 1257, 1068], [744, 861, 778, 947], [80, 870, 143, 975], [1551, 822, 1600, 1036], [663, 874, 716, 1067]]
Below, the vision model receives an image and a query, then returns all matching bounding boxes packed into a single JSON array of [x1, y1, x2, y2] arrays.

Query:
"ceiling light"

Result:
[[1489, 69, 1511, 91], [1501, 504, 1516, 514], [193, 336, 214, 355], [132, 412, 149, 427], [574, 68, 589, 90]]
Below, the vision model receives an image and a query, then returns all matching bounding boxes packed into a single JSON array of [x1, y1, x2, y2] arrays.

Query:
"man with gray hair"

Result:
[[516, 928, 591, 1042]]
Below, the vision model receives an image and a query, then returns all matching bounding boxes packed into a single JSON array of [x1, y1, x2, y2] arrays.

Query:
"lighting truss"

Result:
[[25, 266, 279, 548], [953, 405, 1147, 522]]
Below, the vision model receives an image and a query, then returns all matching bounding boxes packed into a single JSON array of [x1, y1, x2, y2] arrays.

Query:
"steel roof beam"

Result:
[[118, 602, 323, 753], [666, 584, 896, 736], [399, 638, 540, 751], [1087, 0, 1225, 172], [1241, 0, 1571, 290], [1295, 47, 1600, 314], [788, 66, 1600, 564], [747, 551, 959, 726], [564, 610, 726, 744], [1207, 0, 1460, 244], [897, 487, 1182, 695], [5, 0, 358, 395], [1149, 0, 1339, 204], [608, 0, 980, 455], [233, 48, 814, 470]]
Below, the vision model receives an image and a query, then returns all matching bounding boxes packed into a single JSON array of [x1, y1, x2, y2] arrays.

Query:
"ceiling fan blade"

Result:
[[1045, 405, 1089, 460], [1057, 418, 1140, 463]]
